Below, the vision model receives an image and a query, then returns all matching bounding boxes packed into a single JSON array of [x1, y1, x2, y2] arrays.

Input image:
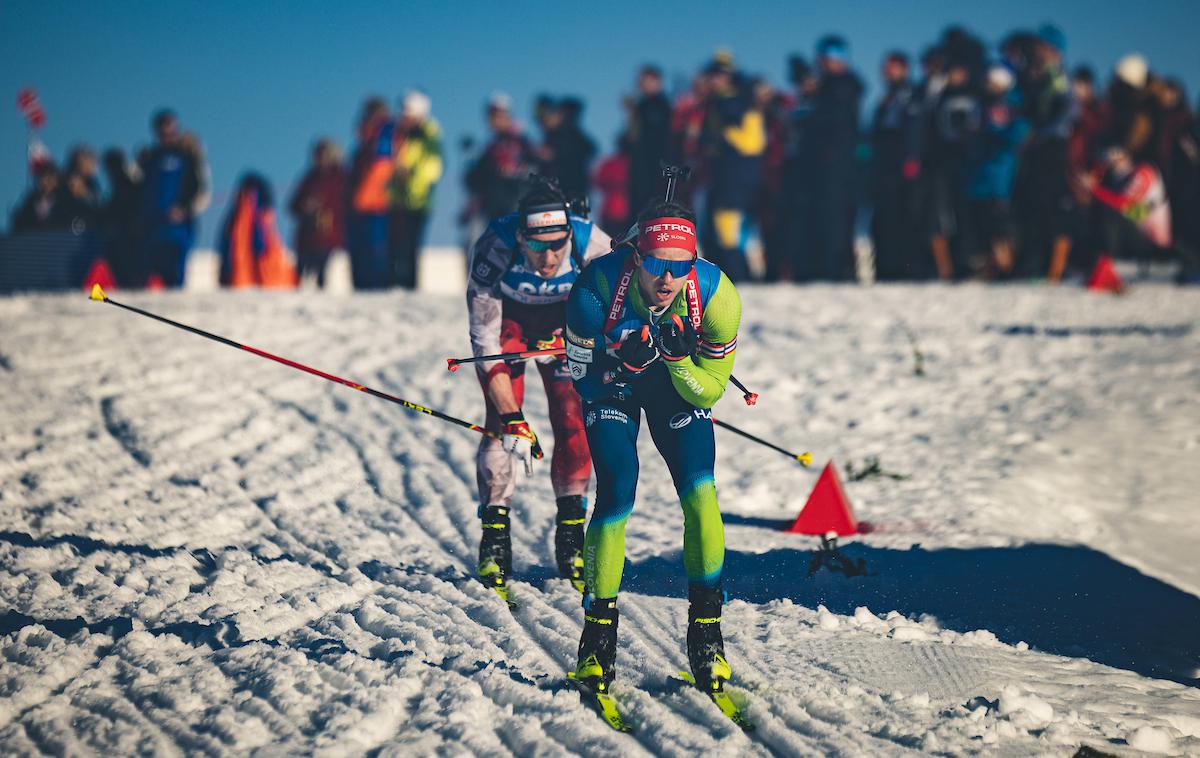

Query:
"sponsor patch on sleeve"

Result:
[[566, 341, 593, 363], [569, 360, 587, 380], [566, 326, 594, 348], [472, 259, 498, 283]]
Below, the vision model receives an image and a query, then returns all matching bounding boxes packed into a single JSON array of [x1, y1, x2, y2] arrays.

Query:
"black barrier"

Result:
[[0, 231, 103, 294]]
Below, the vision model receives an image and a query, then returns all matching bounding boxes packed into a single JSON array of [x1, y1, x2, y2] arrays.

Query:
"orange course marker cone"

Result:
[[784, 461, 858, 536]]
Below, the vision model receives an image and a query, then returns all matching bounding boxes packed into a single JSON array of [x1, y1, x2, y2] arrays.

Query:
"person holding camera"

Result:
[[466, 180, 612, 603]]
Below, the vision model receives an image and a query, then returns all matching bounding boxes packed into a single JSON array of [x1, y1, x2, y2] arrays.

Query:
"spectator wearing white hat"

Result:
[[389, 89, 444, 289], [1105, 53, 1157, 164], [965, 64, 1029, 278]]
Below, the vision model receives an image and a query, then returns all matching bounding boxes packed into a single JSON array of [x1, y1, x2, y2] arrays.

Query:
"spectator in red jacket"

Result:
[[592, 133, 632, 237], [289, 138, 347, 288], [465, 93, 542, 221]]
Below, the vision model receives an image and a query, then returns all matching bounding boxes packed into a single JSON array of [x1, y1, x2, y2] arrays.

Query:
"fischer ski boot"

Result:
[[573, 597, 619, 691], [686, 586, 731, 693], [477, 505, 514, 606], [555, 495, 586, 592]]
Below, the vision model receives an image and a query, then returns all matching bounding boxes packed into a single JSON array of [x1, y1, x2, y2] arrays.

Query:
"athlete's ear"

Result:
[[632, 251, 644, 268]]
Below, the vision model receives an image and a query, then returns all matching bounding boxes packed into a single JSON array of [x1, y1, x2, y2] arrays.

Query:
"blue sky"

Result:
[[2, 0, 1197, 248]]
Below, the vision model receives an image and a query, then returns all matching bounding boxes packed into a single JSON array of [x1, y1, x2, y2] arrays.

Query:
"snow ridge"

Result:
[[2, 285, 1198, 755]]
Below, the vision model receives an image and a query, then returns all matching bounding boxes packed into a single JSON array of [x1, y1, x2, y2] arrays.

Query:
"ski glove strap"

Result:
[[500, 411, 539, 475], [656, 314, 698, 361], [617, 325, 659, 374]]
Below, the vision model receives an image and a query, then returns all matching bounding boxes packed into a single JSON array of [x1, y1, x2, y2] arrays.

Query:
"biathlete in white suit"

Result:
[[466, 181, 612, 602]]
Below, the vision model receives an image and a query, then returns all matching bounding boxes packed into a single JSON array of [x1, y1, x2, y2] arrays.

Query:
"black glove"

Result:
[[618, 325, 659, 374], [656, 314, 698, 361]]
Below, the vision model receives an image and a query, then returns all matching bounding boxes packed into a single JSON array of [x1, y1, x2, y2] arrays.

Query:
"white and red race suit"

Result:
[[1092, 163, 1172, 248], [466, 212, 611, 506]]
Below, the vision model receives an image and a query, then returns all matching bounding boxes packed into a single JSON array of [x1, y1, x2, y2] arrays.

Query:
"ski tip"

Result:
[[89, 284, 108, 302]]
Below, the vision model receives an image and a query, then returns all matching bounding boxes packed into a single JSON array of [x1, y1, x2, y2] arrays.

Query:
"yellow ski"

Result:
[[676, 671, 755, 731], [567, 671, 633, 733]]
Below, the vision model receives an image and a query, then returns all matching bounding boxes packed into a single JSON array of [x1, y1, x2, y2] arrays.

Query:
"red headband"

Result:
[[638, 216, 697, 256]]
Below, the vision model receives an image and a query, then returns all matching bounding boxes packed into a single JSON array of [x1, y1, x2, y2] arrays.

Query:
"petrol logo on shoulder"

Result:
[[669, 408, 712, 430]]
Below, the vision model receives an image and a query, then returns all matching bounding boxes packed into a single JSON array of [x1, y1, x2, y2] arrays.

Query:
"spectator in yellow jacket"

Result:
[[389, 90, 444, 289]]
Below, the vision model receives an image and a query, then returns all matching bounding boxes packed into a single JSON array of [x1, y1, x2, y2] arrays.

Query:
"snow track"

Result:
[[2, 286, 1199, 756]]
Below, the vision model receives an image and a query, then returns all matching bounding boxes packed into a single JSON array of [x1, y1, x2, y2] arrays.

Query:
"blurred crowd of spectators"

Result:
[[8, 92, 443, 291], [12, 109, 211, 288], [9, 21, 1200, 291], [462, 25, 1198, 285]]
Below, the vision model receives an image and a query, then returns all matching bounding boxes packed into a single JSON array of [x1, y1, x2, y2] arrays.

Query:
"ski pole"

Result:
[[87, 285, 542, 458], [446, 347, 565, 372], [443, 344, 792, 460], [448, 346, 760, 406], [727, 375, 758, 406], [712, 419, 812, 466]]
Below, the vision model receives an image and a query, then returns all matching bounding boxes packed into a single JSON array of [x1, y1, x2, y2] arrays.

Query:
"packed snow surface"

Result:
[[1, 283, 1198, 756]]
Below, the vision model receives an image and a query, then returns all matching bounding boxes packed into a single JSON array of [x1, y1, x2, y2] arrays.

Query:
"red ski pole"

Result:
[[446, 347, 566, 372], [89, 285, 541, 458]]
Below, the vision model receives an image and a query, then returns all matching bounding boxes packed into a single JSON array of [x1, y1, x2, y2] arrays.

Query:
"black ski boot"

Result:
[[574, 597, 619, 691], [477, 505, 513, 605], [555, 495, 586, 592], [687, 586, 731, 693]]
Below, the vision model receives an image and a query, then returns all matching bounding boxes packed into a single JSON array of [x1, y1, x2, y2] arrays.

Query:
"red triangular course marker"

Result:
[[1086, 255, 1124, 294], [82, 257, 115, 292], [783, 460, 858, 536]]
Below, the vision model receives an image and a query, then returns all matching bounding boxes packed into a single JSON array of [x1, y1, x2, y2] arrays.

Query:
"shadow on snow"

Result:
[[619, 539, 1200, 687]]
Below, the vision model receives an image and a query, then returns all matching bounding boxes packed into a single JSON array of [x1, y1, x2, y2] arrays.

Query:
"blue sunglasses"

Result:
[[523, 234, 570, 253], [640, 255, 694, 278]]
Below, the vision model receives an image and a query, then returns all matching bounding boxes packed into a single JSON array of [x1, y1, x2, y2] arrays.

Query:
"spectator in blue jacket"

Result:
[[138, 109, 201, 288], [967, 65, 1029, 278]]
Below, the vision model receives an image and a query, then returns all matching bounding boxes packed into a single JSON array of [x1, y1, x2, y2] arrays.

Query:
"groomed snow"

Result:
[[1, 283, 1198, 756]]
